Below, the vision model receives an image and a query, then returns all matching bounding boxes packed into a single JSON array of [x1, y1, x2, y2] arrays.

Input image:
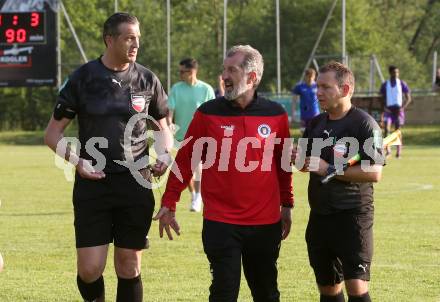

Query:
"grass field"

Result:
[[0, 126, 439, 301]]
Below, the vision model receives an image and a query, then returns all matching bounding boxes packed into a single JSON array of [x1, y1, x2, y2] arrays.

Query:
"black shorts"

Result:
[[305, 210, 373, 286], [73, 171, 155, 249]]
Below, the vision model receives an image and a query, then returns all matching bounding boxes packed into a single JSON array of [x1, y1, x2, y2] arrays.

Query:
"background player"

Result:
[[167, 58, 215, 212], [291, 68, 320, 132], [380, 65, 411, 158]]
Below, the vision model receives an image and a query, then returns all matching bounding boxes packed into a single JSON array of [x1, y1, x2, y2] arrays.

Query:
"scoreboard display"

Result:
[[0, 0, 57, 87], [0, 12, 46, 45]]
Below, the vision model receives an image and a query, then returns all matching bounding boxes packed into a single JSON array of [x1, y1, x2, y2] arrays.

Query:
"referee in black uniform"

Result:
[[45, 13, 172, 302], [292, 62, 384, 302]]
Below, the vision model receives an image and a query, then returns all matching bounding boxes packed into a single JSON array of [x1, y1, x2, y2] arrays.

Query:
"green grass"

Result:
[[0, 127, 439, 301]]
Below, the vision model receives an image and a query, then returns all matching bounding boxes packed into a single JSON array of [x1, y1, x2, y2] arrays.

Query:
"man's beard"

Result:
[[224, 77, 248, 101]]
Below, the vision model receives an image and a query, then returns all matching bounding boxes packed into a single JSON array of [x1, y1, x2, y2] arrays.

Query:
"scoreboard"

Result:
[[0, 12, 46, 45], [0, 1, 57, 87]]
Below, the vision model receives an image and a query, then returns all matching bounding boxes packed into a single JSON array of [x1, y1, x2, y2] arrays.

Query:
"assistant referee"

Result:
[[45, 13, 172, 302], [293, 62, 384, 302]]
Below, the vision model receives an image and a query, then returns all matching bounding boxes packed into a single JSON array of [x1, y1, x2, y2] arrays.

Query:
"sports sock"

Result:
[[348, 292, 371, 302], [396, 145, 402, 157], [116, 275, 143, 302], [320, 291, 345, 302], [76, 275, 104, 302], [194, 192, 201, 201]]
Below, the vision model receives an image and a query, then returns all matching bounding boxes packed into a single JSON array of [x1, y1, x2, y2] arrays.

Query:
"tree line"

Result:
[[1, 0, 439, 130]]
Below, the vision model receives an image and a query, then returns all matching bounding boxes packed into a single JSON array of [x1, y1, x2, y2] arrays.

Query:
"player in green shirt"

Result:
[[167, 58, 215, 212]]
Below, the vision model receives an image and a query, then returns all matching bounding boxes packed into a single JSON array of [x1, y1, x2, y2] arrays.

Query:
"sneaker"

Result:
[[190, 197, 202, 212]]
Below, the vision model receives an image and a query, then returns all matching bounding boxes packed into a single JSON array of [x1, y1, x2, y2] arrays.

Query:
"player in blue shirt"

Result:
[[292, 68, 320, 132]]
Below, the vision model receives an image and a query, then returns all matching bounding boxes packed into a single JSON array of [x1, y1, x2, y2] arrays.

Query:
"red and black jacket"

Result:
[[162, 94, 294, 225]]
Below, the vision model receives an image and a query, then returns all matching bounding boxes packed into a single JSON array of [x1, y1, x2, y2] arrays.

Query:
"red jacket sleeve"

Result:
[[161, 110, 205, 211], [275, 113, 294, 207]]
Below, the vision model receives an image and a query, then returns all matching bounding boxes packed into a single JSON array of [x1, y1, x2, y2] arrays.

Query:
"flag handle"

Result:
[[320, 130, 401, 184]]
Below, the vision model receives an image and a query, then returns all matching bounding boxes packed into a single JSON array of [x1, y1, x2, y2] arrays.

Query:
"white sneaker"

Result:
[[190, 197, 202, 212]]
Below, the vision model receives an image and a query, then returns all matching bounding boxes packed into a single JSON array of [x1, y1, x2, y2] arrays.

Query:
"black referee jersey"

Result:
[[53, 57, 169, 173], [303, 107, 385, 215]]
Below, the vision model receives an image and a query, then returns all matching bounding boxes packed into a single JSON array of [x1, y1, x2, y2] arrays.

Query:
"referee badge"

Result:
[[257, 124, 271, 138], [131, 94, 146, 113], [333, 142, 348, 158]]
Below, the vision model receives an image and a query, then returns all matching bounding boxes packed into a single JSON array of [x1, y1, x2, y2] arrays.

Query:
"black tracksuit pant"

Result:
[[202, 219, 282, 302]]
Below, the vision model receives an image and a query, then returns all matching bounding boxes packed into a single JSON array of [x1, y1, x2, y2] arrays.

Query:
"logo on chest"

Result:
[[112, 78, 123, 88], [131, 94, 146, 113], [257, 124, 271, 138], [333, 142, 348, 158]]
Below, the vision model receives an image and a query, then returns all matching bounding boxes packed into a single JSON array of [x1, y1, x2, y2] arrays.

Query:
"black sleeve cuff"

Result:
[[53, 102, 76, 120]]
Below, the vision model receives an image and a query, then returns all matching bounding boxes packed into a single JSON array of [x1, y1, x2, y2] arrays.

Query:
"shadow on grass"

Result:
[[0, 131, 45, 145], [0, 129, 77, 146], [402, 126, 440, 146]]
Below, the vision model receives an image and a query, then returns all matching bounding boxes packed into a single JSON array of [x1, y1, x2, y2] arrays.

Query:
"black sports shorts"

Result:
[[72, 171, 155, 249], [305, 210, 373, 286]]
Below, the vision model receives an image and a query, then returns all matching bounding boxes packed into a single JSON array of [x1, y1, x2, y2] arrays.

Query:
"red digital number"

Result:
[[12, 15, 18, 26], [4, 29, 27, 43], [5, 28, 15, 43], [16, 29, 26, 43], [0, 15, 2, 26], [31, 12, 39, 27]]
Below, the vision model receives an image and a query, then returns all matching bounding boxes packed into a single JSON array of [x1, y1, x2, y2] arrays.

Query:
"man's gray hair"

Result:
[[226, 45, 264, 87]]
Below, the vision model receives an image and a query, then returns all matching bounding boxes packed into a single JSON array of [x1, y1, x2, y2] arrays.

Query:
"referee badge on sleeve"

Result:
[[131, 94, 146, 113]]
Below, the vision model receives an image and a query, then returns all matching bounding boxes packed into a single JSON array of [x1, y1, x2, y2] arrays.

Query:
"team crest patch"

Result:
[[131, 94, 146, 113], [257, 124, 271, 138], [333, 143, 347, 158]]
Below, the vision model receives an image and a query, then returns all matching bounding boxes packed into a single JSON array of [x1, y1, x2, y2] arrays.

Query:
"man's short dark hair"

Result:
[[103, 13, 139, 46], [389, 65, 398, 74], [305, 68, 316, 77], [319, 61, 355, 91], [179, 58, 198, 70]]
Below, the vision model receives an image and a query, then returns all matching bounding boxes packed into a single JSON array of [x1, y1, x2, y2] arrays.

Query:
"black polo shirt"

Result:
[[303, 106, 384, 214], [53, 58, 168, 173]]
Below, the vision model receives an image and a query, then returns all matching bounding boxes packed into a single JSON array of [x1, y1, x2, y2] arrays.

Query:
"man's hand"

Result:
[[301, 157, 329, 176], [153, 206, 180, 240], [169, 123, 177, 134], [281, 206, 292, 240], [151, 153, 172, 177], [76, 158, 106, 180], [291, 144, 307, 171]]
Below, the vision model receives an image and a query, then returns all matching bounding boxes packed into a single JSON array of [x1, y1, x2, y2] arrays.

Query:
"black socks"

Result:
[[320, 291, 345, 302], [77, 275, 104, 302], [320, 291, 371, 302], [116, 274, 143, 302], [348, 292, 371, 302]]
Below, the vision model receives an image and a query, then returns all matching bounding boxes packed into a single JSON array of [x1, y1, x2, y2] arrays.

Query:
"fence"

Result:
[[268, 92, 440, 125]]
